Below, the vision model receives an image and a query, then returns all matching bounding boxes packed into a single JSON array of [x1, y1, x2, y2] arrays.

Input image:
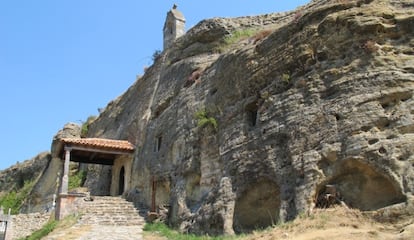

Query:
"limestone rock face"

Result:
[[20, 123, 81, 212], [50, 122, 81, 157], [85, 0, 414, 235], [0, 152, 50, 194]]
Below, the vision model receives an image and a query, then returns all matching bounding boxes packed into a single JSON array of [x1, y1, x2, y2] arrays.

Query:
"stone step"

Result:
[[83, 206, 139, 211], [83, 210, 139, 215], [77, 196, 145, 226], [78, 217, 145, 226]]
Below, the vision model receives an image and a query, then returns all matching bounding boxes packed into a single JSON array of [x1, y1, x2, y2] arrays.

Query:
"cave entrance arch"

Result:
[[119, 166, 125, 196], [233, 179, 280, 233], [315, 159, 406, 210]]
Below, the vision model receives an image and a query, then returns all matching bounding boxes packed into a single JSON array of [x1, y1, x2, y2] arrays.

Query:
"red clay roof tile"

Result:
[[61, 138, 135, 152]]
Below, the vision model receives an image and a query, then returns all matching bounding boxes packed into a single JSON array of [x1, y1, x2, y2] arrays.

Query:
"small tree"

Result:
[[152, 50, 162, 62]]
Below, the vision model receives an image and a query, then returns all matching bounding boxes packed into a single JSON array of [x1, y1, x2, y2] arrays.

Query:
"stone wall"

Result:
[[10, 213, 51, 240], [110, 155, 133, 196]]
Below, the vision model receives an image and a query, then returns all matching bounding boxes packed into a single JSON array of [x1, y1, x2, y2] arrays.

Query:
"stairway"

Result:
[[77, 196, 145, 226]]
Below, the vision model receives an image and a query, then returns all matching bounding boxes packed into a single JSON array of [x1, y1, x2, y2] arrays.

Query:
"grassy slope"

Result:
[[144, 207, 413, 240]]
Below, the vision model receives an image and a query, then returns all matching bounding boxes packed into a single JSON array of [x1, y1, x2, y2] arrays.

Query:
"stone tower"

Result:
[[163, 4, 186, 50]]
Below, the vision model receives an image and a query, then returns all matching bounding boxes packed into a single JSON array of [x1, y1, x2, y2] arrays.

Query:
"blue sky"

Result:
[[0, 0, 309, 170]]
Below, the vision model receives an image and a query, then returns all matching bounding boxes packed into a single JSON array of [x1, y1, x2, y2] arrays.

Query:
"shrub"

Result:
[[81, 115, 97, 138], [195, 109, 218, 130], [0, 180, 34, 214], [282, 73, 291, 83], [217, 28, 258, 52], [224, 28, 256, 45], [0, 191, 19, 214], [152, 50, 162, 62], [68, 170, 87, 190]]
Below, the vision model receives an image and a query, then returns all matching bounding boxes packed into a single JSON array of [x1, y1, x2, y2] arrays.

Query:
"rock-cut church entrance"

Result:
[[55, 138, 135, 220]]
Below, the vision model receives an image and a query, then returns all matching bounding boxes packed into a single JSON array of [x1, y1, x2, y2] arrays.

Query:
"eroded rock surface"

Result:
[[3, 0, 407, 235], [83, 0, 414, 234]]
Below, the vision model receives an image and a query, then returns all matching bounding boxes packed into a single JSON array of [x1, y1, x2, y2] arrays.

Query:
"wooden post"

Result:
[[61, 148, 71, 194]]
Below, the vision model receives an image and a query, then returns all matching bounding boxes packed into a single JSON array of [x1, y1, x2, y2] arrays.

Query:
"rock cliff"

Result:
[[0, 152, 50, 195], [2, 0, 413, 236], [82, 0, 414, 234]]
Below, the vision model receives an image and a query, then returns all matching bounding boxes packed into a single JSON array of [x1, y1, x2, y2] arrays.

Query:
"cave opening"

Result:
[[315, 160, 406, 210], [233, 179, 280, 233]]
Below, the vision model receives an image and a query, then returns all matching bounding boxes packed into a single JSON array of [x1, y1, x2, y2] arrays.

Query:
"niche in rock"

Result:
[[245, 101, 259, 128], [155, 180, 170, 207], [316, 160, 406, 210], [233, 179, 280, 233], [185, 173, 203, 212]]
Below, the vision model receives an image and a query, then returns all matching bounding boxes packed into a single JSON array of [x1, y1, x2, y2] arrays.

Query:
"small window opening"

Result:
[[154, 135, 163, 152], [246, 102, 259, 127], [249, 109, 258, 127]]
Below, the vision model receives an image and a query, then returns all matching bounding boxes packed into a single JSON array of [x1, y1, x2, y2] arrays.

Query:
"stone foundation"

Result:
[[55, 193, 87, 220]]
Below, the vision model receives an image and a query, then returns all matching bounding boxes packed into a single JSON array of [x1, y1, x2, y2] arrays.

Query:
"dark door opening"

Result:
[[119, 167, 125, 195]]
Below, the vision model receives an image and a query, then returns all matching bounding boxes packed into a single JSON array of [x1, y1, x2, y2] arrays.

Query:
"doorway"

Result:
[[118, 166, 125, 195]]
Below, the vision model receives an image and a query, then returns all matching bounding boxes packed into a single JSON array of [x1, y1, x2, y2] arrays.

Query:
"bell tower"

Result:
[[163, 4, 186, 50]]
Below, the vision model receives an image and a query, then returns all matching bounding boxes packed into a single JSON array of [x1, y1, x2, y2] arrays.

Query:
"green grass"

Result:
[[217, 28, 258, 52], [19, 214, 79, 240], [224, 29, 257, 45], [19, 220, 58, 240], [144, 222, 240, 240]]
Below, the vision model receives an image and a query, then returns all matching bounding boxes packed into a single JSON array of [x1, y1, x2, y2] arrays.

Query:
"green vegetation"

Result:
[[0, 180, 35, 214], [144, 222, 240, 240], [224, 28, 257, 45], [19, 220, 58, 240], [195, 109, 218, 130], [81, 115, 97, 138], [152, 49, 162, 62], [217, 28, 258, 52], [282, 73, 291, 83], [19, 214, 79, 240], [218, 28, 272, 53], [68, 170, 87, 190]]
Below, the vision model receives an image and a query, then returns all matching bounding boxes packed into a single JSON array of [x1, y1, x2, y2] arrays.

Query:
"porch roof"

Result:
[[59, 138, 135, 165]]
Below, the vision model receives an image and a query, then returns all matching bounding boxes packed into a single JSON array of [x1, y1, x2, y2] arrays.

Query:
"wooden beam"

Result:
[[65, 144, 133, 156], [70, 158, 114, 166], [89, 152, 98, 161]]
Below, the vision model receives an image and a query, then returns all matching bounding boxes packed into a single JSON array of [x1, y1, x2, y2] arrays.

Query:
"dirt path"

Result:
[[43, 224, 143, 240]]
